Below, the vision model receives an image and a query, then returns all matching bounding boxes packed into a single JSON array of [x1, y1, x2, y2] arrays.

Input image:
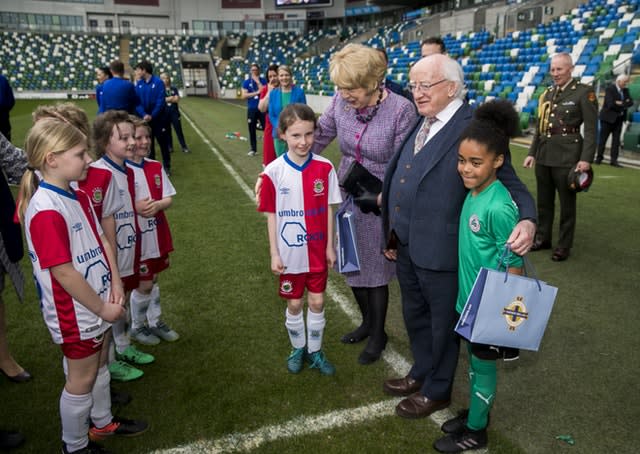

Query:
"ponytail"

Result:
[[17, 169, 40, 223]]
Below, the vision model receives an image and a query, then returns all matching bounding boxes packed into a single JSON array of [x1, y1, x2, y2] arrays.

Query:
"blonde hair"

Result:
[[32, 103, 90, 137], [32, 103, 93, 157], [277, 65, 292, 76], [329, 44, 387, 93], [93, 110, 134, 158], [17, 117, 88, 221]]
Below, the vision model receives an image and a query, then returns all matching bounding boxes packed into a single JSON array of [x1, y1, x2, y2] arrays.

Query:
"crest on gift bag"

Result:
[[502, 296, 529, 331]]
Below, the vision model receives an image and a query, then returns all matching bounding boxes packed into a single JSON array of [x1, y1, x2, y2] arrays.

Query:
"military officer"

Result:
[[524, 52, 598, 262]]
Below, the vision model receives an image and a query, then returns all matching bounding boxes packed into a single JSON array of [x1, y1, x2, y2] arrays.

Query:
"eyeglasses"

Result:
[[407, 79, 448, 93]]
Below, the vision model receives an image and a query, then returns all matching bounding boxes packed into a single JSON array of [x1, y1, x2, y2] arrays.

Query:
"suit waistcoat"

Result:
[[388, 127, 432, 245]]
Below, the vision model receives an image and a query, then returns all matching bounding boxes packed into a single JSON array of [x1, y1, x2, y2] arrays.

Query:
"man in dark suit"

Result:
[[596, 74, 633, 167], [380, 54, 536, 426], [524, 52, 598, 262]]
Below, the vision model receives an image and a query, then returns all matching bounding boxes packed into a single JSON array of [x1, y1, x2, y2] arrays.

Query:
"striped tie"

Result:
[[414, 117, 437, 155]]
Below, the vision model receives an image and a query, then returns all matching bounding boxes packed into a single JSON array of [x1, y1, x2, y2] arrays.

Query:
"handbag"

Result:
[[335, 197, 360, 273], [455, 250, 558, 351], [339, 160, 382, 198]]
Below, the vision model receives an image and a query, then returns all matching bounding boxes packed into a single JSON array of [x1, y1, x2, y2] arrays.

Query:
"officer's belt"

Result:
[[547, 126, 579, 135]]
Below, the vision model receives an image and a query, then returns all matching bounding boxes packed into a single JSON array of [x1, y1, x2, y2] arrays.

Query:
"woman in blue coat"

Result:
[[258, 65, 306, 157]]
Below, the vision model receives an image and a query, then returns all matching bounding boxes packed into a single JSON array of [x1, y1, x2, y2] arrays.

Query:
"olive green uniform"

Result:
[[528, 79, 598, 249]]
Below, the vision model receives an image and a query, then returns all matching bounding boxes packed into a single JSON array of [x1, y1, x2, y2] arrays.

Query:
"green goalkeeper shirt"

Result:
[[457, 179, 524, 314]]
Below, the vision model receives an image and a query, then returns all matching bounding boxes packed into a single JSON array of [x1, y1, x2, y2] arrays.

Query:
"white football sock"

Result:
[[306, 309, 326, 354], [147, 283, 162, 327], [285, 309, 306, 349], [90, 365, 112, 429], [112, 318, 129, 355], [130, 289, 152, 330], [60, 388, 91, 452]]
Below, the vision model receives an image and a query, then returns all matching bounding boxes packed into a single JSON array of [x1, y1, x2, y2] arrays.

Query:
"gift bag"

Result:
[[335, 198, 360, 273], [455, 257, 558, 351]]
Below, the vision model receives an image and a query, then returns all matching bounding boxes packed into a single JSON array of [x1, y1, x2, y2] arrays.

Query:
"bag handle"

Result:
[[498, 245, 542, 291]]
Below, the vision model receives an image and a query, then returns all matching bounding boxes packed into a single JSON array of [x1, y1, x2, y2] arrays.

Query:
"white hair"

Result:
[[441, 56, 466, 100], [551, 52, 574, 66], [616, 74, 630, 83]]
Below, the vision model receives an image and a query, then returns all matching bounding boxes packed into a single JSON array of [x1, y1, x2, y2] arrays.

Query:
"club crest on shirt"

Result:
[[92, 188, 103, 204], [154, 174, 161, 188], [281, 280, 293, 294], [468, 214, 481, 233], [502, 296, 529, 331], [313, 179, 325, 195]]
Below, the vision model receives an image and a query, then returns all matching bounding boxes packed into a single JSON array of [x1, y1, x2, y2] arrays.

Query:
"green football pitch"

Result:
[[2, 97, 638, 453]]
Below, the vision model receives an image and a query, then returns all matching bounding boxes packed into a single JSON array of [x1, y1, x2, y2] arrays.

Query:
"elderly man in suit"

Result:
[[596, 74, 633, 167], [380, 54, 536, 421]]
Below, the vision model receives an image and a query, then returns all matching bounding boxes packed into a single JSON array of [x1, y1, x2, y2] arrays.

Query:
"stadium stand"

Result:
[[0, 31, 119, 91], [2, 0, 639, 146]]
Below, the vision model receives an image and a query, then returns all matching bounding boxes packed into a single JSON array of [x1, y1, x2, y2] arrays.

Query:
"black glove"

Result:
[[353, 190, 381, 216]]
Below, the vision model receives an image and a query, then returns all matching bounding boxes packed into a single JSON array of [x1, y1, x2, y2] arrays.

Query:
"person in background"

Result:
[[160, 73, 190, 154], [0, 73, 15, 141], [100, 60, 139, 115], [595, 74, 633, 167], [95, 66, 112, 111], [421, 36, 446, 58], [376, 48, 413, 102], [134, 61, 170, 175], [381, 54, 535, 420], [259, 65, 307, 158], [242, 64, 266, 157], [259, 64, 279, 167], [524, 52, 597, 262]]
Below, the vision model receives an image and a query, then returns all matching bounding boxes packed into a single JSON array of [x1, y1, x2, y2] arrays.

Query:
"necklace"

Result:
[[355, 87, 384, 124]]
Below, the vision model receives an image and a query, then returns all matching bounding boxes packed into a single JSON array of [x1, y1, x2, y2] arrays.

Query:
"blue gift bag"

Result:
[[336, 198, 360, 274], [455, 257, 558, 351]]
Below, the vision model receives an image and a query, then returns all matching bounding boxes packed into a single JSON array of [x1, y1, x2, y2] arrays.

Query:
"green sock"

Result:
[[467, 353, 497, 431]]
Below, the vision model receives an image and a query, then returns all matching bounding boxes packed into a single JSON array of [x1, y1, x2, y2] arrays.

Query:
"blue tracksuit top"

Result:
[[100, 77, 139, 114], [135, 75, 165, 120]]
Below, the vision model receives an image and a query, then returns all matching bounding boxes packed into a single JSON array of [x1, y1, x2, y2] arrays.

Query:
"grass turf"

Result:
[[1, 97, 638, 453]]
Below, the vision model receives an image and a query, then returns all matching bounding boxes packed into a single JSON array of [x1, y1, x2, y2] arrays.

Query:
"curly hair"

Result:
[[460, 100, 520, 156]]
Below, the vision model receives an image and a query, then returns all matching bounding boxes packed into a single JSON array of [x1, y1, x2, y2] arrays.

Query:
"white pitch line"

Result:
[[167, 111, 482, 454], [150, 399, 401, 454]]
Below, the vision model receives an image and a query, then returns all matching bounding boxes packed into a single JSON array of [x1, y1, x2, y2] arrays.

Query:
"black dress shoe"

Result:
[[0, 430, 25, 449], [0, 368, 33, 383], [611, 162, 623, 168], [531, 240, 552, 251], [357, 333, 388, 365], [594, 158, 602, 164], [551, 247, 570, 261], [340, 328, 369, 344]]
